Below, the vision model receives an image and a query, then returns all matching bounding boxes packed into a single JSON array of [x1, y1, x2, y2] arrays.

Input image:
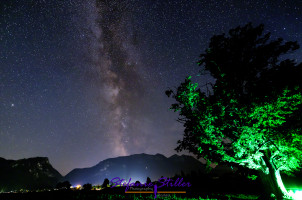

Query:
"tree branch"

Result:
[[176, 118, 187, 123]]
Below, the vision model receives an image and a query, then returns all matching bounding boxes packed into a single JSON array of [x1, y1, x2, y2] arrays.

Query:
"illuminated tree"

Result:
[[166, 23, 302, 199]]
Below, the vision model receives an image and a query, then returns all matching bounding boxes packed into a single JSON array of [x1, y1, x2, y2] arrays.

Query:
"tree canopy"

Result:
[[166, 23, 302, 199]]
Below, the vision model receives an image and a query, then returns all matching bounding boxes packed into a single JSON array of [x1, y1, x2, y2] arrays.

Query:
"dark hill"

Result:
[[0, 157, 62, 192]]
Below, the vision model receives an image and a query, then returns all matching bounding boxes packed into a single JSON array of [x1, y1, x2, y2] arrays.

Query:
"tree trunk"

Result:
[[259, 151, 290, 200], [259, 169, 290, 199]]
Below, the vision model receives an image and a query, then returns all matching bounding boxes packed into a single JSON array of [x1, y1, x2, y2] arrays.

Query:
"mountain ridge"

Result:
[[63, 153, 205, 185], [66, 153, 185, 173], [0, 156, 62, 192]]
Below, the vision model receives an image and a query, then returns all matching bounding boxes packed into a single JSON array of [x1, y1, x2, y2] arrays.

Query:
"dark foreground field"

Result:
[[0, 190, 261, 200], [0, 173, 271, 200], [0, 181, 266, 200], [2, 171, 299, 200]]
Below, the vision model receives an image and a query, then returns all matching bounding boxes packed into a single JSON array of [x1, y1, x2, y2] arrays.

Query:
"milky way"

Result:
[[86, 0, 148, 156]]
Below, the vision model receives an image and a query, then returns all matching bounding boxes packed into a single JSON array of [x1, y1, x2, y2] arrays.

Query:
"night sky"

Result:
[[1, 0, 302, 175]]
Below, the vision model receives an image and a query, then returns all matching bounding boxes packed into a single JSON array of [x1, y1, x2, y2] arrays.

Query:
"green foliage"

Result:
[[247, 175, 258, 180], [167, 23, 302, 178], [172, 75, 302, 173]]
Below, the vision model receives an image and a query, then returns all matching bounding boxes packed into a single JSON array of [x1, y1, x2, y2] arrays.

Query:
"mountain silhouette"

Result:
[[63, 153, 205, 185], [0, 157, 62, 192]]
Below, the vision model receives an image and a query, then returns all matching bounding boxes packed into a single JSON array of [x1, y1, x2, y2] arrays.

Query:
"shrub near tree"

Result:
[[166, 23, 302, 199]]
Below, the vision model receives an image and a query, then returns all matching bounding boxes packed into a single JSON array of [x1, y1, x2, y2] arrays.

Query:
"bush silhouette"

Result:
[[102, 178, 109, 188], [83, 183, 92, 191], [56, 181, 71, 190]]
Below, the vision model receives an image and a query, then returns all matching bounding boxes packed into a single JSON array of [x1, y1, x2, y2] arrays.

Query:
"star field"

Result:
[[0, 0, 301, 175]]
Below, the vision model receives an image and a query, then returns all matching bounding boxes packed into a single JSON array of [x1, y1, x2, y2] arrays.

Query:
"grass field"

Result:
[[0, 190, 263, 200]]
